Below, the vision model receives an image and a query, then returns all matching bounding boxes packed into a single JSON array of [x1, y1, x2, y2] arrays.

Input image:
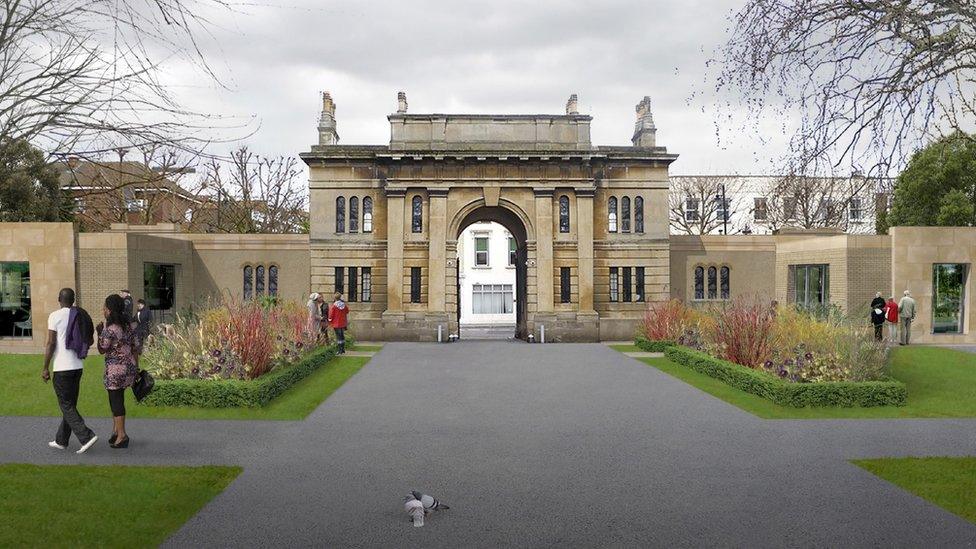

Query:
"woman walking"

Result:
[[96, 294, 142, 449], [328, 292, 349, 354], [884, 296, 899, 344]]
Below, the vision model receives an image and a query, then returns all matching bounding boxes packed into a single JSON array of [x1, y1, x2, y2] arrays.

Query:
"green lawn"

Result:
[[609, 344, 642, 353], [0, 354, 369, 420], [350, 344, 383, 352], [0, 463, 241, 548], [853, 457, 976, 525], [635, 346, 976, 418]]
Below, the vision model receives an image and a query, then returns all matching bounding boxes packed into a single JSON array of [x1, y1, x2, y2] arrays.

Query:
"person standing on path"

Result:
[[97, 294, 143, 449], [133, 298, 154, 342], [306, 293, 324, 341], [328, 292, 349, 354], [120, 289, 133, 325], [884, 296, 899, 344], [42, 288, 98, 454], [870, 292, 886, 341], [898, 290, 917, 345]]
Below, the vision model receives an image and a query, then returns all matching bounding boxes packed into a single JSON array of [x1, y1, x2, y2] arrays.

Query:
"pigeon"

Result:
[[403, 491, 450, 527], [412, 490, 450, 512]]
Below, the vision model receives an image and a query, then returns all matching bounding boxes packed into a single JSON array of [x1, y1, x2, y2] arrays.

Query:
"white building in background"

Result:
[[669, 175, 892, 236], [457, 221, 517, 327]]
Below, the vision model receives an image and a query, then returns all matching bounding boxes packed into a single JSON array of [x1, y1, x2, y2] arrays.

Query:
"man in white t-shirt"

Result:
[[42, 288, 98, 454]]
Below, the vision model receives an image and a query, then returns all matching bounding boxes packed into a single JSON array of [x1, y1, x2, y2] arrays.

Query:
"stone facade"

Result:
[[301, 93, 675, 342]]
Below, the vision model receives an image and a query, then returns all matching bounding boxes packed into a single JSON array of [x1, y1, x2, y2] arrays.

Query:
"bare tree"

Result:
[[0, 0, 247, 160], [197, 146, 308, 234], [669, 176, 748, 234], [761, 174, 880, 234], [713, 1, 976, 175]]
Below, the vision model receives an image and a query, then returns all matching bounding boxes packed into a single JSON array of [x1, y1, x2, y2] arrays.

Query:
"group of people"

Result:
[[869, 290, 917, 345], [42, 288, 150, 454], [307, 292, 350, 353]]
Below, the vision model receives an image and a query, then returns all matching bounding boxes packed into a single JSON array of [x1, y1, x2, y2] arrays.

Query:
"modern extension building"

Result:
[[1, 93, 974, 352]]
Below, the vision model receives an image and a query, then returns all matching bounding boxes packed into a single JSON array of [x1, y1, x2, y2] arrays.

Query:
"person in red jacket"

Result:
[[328, 292, 349, 354], [884, 296, 899, 344]]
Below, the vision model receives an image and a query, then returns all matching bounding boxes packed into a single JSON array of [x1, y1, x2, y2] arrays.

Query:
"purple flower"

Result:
[[218, 356, 227, 364], [763, 360, 774, 368], [211, 349, 222, 358], [784, 358, 794, 366], [213, 365, 222, 373], [191, 367, 200, 375], [295, 341, 304, 349], [283, 348, 290, 355], [778, 369, 788, 378], [804, 352, 813, 360]]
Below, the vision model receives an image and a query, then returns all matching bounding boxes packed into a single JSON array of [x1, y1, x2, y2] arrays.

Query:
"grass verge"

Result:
[[853, 457, 976, 525], [0, 463, 241, 548], [0, 354, 369, 420]]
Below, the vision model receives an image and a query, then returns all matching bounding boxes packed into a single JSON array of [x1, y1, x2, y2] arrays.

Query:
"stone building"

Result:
[[301, 93, 674, 342]]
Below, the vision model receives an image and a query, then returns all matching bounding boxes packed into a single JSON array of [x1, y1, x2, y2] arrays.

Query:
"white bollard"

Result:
[[438, 325, 443, 343], [540, 324, 545, 344]]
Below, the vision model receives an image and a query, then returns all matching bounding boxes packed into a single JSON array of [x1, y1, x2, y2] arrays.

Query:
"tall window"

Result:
[[334, 267, 344, 294], [411, 196, 423, 233], [255, 265, 265, 296], [243, 265, 253, 300], [362, 197, 373, 233], [558, 195, 570, 233], [720, 266, 730, 299], [933, 264, 967, 334], [707, 266, 717, 299], [268, 265, 279, 297], [336, 197, 345, 233], [621, 196, 631, 232], [694, 266, 704, 300], [560, 267, 571, 303], [635, 267, 645, 302], [608, 197, 618, 233], [791, 264, 829, 309], [508, 237, 517, 267], [474, 236, 489, 266], [361, 267, 372, 302], [349, 197, 359, 233], [0, 262, 31, 337], [347, 267, 358, 303], [410, 267, 422, 303], [144, 263, 176, 311], [753, 197, 768, 222], [472, 284, 514, 314], [609, 267, 619, 302], [715, 196, 730, 223], [634, 197, 644, 233], [622, 267, 632, 302], [849, 198, 863, 221], [684, 197, 699, 221]]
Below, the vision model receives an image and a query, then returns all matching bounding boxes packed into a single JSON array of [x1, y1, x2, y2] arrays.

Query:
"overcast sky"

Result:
[[167, 0, 793, 175]]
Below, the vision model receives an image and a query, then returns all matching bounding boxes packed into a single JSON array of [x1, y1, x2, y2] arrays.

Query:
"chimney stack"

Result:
[[318, 91, 339, 146], [397, 91, 408, 114], [632, 96, 656, 148], [565, 94, 579, 115]]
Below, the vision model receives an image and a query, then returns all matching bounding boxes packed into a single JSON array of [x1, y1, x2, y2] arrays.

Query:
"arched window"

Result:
[[349, 197, 359, 233], [634, 196, 644, 233], [694, 266, 704, 300], [720, 266, 730, 300], [256, 265, 265, 296], [243, 265, 253, 300], [335, 197, 345, 233], [621, 196, 631, 232], [411, 196, 423, 233], [268, 265, 279, 297], [362, 196, 373, 233], [608, 197, 618, 233], [558, 195, 570, 233], [707, 266, 717, 299]]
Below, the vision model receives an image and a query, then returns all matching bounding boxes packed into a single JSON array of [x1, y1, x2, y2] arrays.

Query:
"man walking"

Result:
[[898, 290, 917, 346], [42, 288, 98, 454]]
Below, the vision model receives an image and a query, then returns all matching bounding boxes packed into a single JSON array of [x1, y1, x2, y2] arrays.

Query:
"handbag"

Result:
[[132, 369, 155, 402]]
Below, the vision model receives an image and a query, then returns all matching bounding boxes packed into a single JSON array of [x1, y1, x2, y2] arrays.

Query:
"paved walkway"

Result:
[[2, 342, 976, 547]]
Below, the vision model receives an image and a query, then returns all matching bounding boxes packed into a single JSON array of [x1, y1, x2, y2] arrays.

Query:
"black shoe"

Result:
[[109, 432, 117, 445], [110, 436, 129, 449]]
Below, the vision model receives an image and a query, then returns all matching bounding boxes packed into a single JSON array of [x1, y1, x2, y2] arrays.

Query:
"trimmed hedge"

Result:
[[142, 345, 339, 408], [634, 336, 675, 353], [661, 345, 907, 408]]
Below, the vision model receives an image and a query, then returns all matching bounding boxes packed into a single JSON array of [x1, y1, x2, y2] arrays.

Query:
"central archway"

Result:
[[454, 204, 530, 340]]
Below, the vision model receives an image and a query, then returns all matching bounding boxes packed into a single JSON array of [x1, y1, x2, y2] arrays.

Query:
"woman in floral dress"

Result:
[[96, 294, 142, 449]]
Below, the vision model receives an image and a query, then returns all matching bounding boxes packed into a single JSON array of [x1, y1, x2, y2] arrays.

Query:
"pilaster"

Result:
[[576, 188, 595, 312], [427, 189, 448, 312], [385, 188, 405, 313], [534, 188, 554, 313]]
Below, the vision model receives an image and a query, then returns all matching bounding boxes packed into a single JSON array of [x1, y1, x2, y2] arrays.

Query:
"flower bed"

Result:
[[140, 299, 345, 408], [637, 298, 907, 407]]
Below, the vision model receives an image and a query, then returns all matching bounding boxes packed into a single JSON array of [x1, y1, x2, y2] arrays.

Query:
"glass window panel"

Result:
[[558, 195, 570, 233], [0, 262, 31, 338], [255, 265, 265, 295], [508, 237, 517, 266], [362, 197, 373, 233], [334, 267, 344, 294], [335, 197, 345, 233], [933, 264, 967, 334], [635, 267, 645, 302], [144, 263, 176, 311], [349, 197, 359, 233], [243, 265, 253, 300], [622, 267, 632, 302], [347, 266, 358, 302], [634, 197, 644, 233], [560, 267, 571, 303], [608, 197, 618, 233], [410, 267, 422, 303], [361, 267, 372, 302], [720, 266, 730, 300], [707, 266, 717, 299], [412, 196, 423, 233], [621, 197, 631, 232], [694, 266, 704, 300], [609, 267, 619, 302]]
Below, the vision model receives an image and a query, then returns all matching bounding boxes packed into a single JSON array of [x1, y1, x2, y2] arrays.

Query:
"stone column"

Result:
[[534, 189, 554, 313], [427, 189, 448, 313], [384, 188, 405, 313], [576, 189, 595, 312]]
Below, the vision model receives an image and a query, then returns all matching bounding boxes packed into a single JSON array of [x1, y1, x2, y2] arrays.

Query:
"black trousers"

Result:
[[53, 370, 95, 446], [873, 323, 883, 341], [334, 327, 345, 352]]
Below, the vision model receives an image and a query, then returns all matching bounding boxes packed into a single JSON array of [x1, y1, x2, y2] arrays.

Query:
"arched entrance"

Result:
[[453, 205, 530, 340]]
